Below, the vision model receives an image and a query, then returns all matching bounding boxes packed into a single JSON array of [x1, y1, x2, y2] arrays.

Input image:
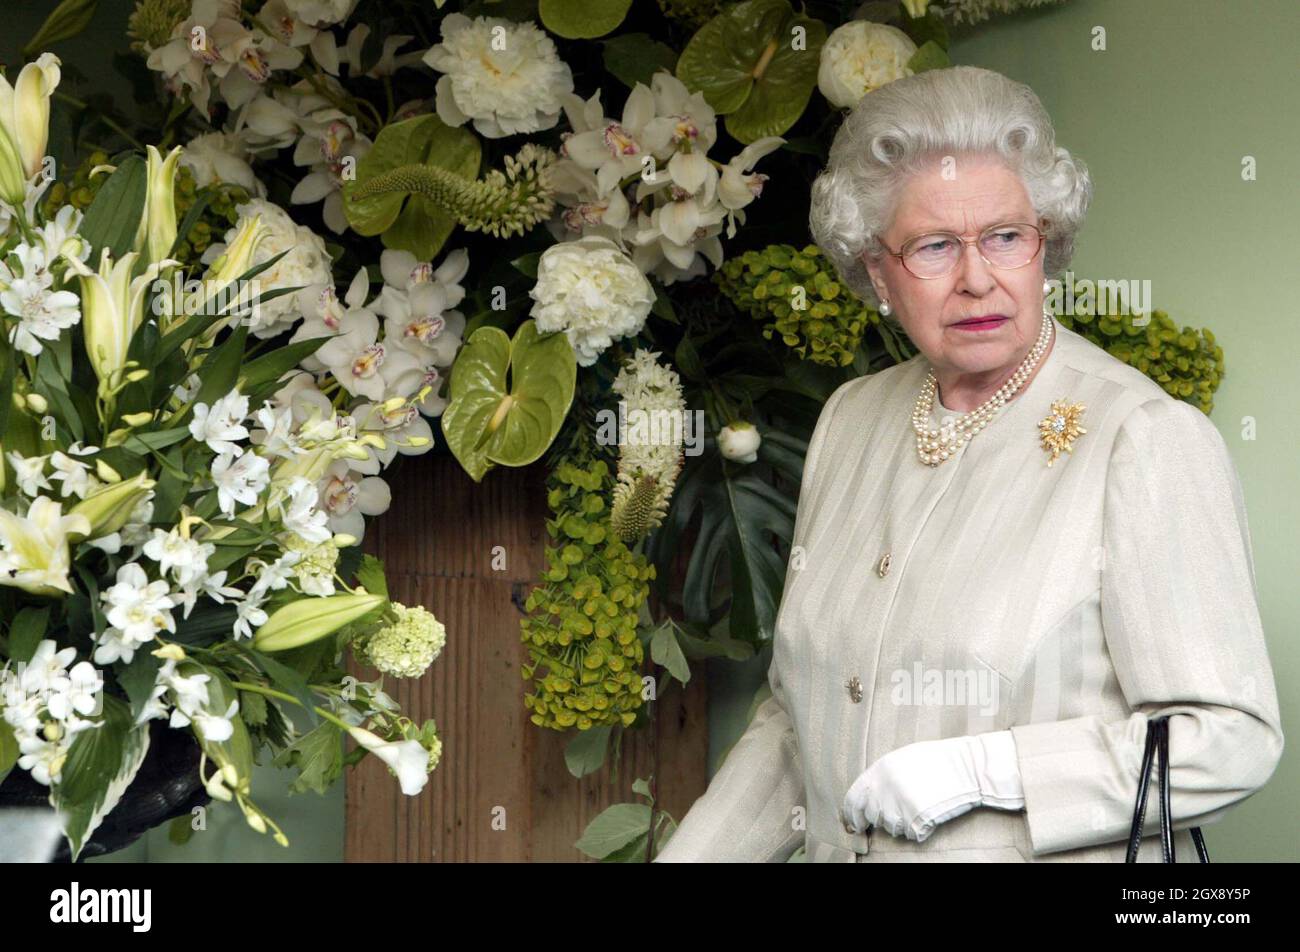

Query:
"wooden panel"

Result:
[[345, 451, 710, 861]]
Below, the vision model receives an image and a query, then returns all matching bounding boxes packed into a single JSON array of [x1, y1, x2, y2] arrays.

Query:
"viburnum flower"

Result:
[[360, 602, 446, 678], [422, 13, 574, 139]]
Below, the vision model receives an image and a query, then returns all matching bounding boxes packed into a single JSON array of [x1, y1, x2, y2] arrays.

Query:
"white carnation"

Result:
[[529, 236, 655, 367], [422, 13, 574, 139], [818, 21, 917, 109]]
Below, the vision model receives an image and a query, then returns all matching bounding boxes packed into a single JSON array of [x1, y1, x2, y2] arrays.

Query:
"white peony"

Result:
[[817, 21, 917, 109], [529, 236, 655, 367], [422, 13, 574, 139], [202, 198, 333, 337]]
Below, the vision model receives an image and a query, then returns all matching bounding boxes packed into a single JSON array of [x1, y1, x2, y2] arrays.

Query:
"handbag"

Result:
[[1124, 715, 1210, 863]]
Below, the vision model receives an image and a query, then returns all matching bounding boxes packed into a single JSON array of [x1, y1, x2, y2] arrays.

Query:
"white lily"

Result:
[[65, 248, 177, 385], [347, 726, 429, 796], [0, 496, 91, 596], [0, 52, 61, 206]]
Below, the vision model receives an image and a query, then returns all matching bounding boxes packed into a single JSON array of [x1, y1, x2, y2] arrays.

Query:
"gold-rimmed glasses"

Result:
[[881, 221, 1046, 279]]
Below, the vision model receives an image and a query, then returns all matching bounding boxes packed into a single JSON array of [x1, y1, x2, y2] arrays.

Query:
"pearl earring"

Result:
[[1043, 280, 1051, 294], [879, 300, 892, 316]]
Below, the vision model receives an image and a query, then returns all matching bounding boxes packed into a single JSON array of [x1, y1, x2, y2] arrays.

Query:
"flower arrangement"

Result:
[[10, 0, 1223, 860], [0, 52, 449, 860]]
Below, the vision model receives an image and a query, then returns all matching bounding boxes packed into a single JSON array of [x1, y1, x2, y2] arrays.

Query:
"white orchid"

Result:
[[317, 460, 390, 539], [143, 527, 216, 588], [290, 115, 372, 233], [0, 496, 90, 596], [189, 388, 251, 456], [46, 451, 97, 500], [273, 476, 332, 544], [5, 451, 51, 497], [211, 449, 271, 516], [350, 400, 434, 474], [102, 562, 179, 646], [179, 130, 266, 196]]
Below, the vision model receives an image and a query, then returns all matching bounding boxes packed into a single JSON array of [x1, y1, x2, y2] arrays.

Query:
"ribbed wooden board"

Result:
[[345, 452, 708, 862]]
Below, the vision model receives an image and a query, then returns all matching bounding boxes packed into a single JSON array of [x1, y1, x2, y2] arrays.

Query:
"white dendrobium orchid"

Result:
[[46, 451, 97, 499], [423, 13, 574, 139], [5, 451, 51, 497], [0, 496, 90, 596], [189, 388, 251, 456], [101, 562, 179, 646], [142, 527, 216, 588], [347, 726, 429, 796], [0, 52, 61, 206]]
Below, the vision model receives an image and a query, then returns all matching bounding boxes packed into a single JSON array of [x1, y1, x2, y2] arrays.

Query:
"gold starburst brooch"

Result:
[[1039, 399, 1087, 466]]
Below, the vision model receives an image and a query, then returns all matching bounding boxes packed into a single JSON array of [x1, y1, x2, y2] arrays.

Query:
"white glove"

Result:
[[840, 730, 1025, 843]]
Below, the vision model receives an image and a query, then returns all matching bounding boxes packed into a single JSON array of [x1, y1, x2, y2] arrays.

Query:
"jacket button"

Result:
[[846, 676, 863, 703], [876, 552, 892, 577]]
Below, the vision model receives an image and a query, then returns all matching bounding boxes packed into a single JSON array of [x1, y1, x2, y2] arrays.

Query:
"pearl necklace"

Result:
[[912, 310, 1054, 467]]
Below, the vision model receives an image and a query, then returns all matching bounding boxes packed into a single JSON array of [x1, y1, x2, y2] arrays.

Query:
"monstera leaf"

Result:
[[675, 0, 827, 144], [342, 114, 480, 261], [441, 320, 577, 482], [646, 427, 810, 644]]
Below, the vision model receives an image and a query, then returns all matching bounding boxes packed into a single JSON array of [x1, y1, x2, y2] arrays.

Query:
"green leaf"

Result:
[[601, 34, 678, 89], [0, 719, 18, 782], [274, 721, 343, 795], [190, 323, 249, 411], [574, 802, 652, 858], [645, 428, 806, 644], [239, 336, 328, 401], [117, 649, 163, 724], [78, 154, 147, 260], [237, 647, 321, 729], [631, 776, 654, 801], [649, 620, 692, 684], [440, 320, 576, 481], [51, 695, 151, 862], [675, 0, 827, 144], [539, 0, 633, 39], [23, 0, 99, 57], [906, 39, 950, 73], [563, 724, 612, 778], [356, 554, 389, 598], [5, 606, 49, 665]]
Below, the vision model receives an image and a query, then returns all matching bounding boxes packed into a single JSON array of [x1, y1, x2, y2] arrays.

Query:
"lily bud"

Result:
[[252, 591, 388, 653], [0, 52, 60, 206], [120, 411, 154, 427], [94, 458, 122, 483], [152, 643, 187, 661], [133, 144, 184, 268], [70, 470, 155, 538], [245, 811, 267, 833], [25, 393, 48, 413]]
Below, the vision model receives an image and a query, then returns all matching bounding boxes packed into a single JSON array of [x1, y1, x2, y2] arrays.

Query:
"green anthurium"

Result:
[[441, 319, 576, 482], [342, 114, 480, 261], [675, 0, 827, 144], [539, 0, 633, 39]]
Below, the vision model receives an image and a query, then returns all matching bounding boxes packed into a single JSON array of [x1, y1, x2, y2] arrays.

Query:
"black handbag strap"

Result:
[[1125, 715, 1210, 863]]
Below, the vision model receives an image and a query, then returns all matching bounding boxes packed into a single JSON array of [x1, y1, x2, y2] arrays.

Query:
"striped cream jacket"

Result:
[[655, 315, 1283, 863]]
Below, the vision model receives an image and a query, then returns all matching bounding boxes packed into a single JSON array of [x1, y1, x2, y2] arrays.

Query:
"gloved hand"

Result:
[[840, 730, 1025, 843]]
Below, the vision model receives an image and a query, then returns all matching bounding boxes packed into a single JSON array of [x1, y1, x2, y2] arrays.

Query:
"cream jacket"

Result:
[[655, 316, 1283, 863]]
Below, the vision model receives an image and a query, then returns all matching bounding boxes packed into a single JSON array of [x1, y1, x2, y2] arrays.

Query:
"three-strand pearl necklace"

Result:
[[912, 311, 1055, 467]]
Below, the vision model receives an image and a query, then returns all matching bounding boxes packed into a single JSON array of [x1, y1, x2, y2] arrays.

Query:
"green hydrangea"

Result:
[[714, 243, 877, 367], [520, 449, 656, 732], [1057, 294, 1223, 414], [360, 603, 447, 678]]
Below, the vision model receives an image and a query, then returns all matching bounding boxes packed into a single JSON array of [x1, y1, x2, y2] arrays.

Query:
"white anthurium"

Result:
[[0, 496, 91, 597], [65, 248, 178, 385], [349, 400, 434, 474], [317, 460, 390, 539], [347, 726, 429, 796], [133, 144, 185, 267], [718, 421, 762, 465], [0, 52, 61, 206]]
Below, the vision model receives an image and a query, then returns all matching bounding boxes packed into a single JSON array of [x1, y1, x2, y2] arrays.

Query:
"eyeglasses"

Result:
[[880, 221, 1046, 279]]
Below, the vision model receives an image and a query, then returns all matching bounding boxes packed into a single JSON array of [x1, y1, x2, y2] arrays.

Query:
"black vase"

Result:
[[0, 719, 212, 862]]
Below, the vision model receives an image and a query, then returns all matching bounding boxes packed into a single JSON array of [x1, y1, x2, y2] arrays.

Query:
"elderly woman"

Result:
[[655, 65, 1283, 863]]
